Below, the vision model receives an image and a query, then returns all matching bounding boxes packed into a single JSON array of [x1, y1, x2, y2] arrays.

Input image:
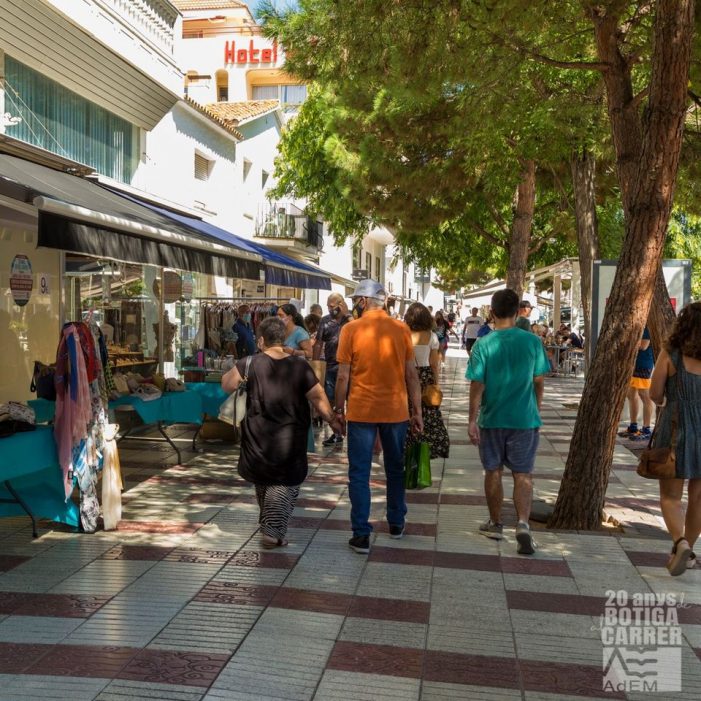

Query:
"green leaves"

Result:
[[263, 0, 701, 286]]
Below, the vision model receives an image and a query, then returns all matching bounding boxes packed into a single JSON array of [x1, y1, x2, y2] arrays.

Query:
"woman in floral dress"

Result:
[[404, 303, 450, 459]]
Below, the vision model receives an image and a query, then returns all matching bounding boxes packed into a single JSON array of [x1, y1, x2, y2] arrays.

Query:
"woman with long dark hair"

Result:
[[404, 302, 450, 459], [277, 303, 313, 359], [649, 302, 701, 575]]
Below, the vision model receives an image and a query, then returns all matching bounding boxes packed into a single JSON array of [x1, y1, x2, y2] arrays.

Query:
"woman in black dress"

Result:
[[222, 317, 343, 548]]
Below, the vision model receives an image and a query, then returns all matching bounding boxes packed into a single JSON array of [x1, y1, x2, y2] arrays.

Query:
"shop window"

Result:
[[63, 255, 160, 374], [194, 153, 214, 181], [365, 252, 372, 274], [251, 85, 279, 100], [375, 256, 381, 281], [3, 57, 138, 183], [281, 84, 307, 106], [251, 84, 307, 109]]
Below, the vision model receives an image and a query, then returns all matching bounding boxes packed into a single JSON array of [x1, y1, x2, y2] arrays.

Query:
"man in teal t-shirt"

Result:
[[466, 288, 550, 555]]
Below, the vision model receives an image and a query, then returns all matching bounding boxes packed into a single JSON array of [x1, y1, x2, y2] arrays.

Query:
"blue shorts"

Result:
[[478, 428, 539, 473]]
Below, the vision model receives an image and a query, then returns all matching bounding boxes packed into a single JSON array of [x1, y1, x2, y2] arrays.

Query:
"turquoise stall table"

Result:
[[0, 426, 80, 536], [185, 382, 232, 449], [30, 392, 204, 464], [185, 382, 228, 416], [111, 392, 204, 463]]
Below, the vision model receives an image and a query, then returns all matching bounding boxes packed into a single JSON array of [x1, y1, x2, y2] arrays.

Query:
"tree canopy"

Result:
[[261, 0, 630, 288]]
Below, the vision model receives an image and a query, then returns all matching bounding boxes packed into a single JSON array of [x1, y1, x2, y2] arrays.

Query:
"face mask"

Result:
[[330, 307, 341, 319], [242, 313, 252, 324], [352, 301, 364, 319]]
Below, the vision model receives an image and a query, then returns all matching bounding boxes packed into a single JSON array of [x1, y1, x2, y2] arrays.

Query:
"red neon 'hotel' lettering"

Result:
[[224, 40, 278, 65]]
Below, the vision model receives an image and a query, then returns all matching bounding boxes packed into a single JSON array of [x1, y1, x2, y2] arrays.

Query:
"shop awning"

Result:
[[0, 153, 263, 280], [102, 187, 332, 291]]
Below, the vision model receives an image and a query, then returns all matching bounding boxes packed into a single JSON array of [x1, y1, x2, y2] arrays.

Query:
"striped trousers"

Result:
[[255, 484, 300, 540]]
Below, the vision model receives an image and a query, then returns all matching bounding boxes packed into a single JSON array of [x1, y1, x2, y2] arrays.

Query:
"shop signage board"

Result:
[[9, 254, 33, 306], [590, 259, 692, 355], [163, 271, 182, 303], [224, 40, 278, 65]]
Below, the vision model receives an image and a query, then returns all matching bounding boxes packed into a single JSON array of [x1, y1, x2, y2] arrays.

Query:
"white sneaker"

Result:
[[515, 521, 536, 555]]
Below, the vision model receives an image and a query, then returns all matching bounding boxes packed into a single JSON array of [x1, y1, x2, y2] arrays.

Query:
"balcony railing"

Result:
[[254, 211, 323, 251]]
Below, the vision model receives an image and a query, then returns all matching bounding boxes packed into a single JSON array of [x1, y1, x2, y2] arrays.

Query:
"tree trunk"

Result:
[[550, 0, 693, 530], [648, 266, 677, 356], [506, 159, 535, 298], [570, 148, 600, 370]]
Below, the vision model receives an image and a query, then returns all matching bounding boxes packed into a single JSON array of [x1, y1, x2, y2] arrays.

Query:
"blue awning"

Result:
[[102, 186, 332, 290]]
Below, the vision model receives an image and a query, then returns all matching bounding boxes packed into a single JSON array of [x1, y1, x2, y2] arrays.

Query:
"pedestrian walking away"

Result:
[[404, 302, 450, 460], [466, 288, 550, 555], [314, 293, 353, 447], [434, 311, 451, 364], [619, 325, 655, 441], [649, 302, 701, 576], [334, 279, 423, 554], [222, 317, 343, 548], [477, 312, 494, 338], [515, 300, 533, 332]]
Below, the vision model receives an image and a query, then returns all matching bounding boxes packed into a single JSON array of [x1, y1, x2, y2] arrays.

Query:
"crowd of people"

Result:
[[221, 285, 699, 577]]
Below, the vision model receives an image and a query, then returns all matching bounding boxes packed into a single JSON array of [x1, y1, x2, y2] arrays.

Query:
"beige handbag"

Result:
[[309, 359, 326, 387]]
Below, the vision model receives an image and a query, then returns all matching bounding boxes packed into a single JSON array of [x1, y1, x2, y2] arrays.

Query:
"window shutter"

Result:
[[194, 153, 210, 181]]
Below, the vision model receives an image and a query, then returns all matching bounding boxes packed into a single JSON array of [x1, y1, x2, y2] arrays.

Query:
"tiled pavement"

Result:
[[0, 348, 699, 700]]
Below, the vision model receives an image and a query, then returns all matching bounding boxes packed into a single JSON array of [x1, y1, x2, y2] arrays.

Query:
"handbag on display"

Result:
[[637, 408, 677, 480], [421, 384, 443, 407], [219, 355, 253, 427], [151, 373, 166, 391], [112, 373, 130, 395], [404, 441, 432, 489], [0, 402, 37, 438], [30, 361, 56, 401]]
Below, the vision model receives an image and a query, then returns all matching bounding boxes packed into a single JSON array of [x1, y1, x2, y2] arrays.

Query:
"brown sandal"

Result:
[[667, 537, 691, 576]]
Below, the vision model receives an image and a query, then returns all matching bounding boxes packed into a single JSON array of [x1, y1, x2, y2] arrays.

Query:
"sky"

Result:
[[241, 0, 298, 16]]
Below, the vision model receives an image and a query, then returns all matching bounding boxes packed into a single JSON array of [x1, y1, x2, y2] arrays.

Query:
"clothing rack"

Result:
[[193, 297, 290, 303]]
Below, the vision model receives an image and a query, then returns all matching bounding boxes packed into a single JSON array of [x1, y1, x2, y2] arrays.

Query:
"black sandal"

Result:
[[667, 537, 692, 576]]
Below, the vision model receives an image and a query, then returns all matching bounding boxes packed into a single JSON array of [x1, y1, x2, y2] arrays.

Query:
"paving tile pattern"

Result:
[[0, 349, 698, 699]]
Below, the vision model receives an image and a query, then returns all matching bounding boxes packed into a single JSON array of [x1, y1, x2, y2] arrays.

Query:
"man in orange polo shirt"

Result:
[[334, 280, 423, 554]]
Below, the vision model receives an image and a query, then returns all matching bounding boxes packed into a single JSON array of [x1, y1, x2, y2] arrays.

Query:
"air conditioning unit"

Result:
[[292, 219, 308, 239], [352, 268, 370, 280]]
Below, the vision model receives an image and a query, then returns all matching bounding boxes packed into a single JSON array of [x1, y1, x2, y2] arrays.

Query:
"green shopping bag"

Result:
[[404, 442, 432, 490]]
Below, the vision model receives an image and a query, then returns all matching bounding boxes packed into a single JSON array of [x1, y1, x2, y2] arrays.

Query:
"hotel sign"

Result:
[[224, 40, 278, 65]]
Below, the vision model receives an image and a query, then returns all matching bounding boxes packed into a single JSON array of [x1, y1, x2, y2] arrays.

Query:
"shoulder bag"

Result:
[[637, 407, 677, 479], [416, 360, 443, 408], [219, 355, 253, 427]]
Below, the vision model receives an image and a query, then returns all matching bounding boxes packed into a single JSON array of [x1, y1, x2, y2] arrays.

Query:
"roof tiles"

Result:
[[204, 100, 280, 125], [172, 1, 246, 11]]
